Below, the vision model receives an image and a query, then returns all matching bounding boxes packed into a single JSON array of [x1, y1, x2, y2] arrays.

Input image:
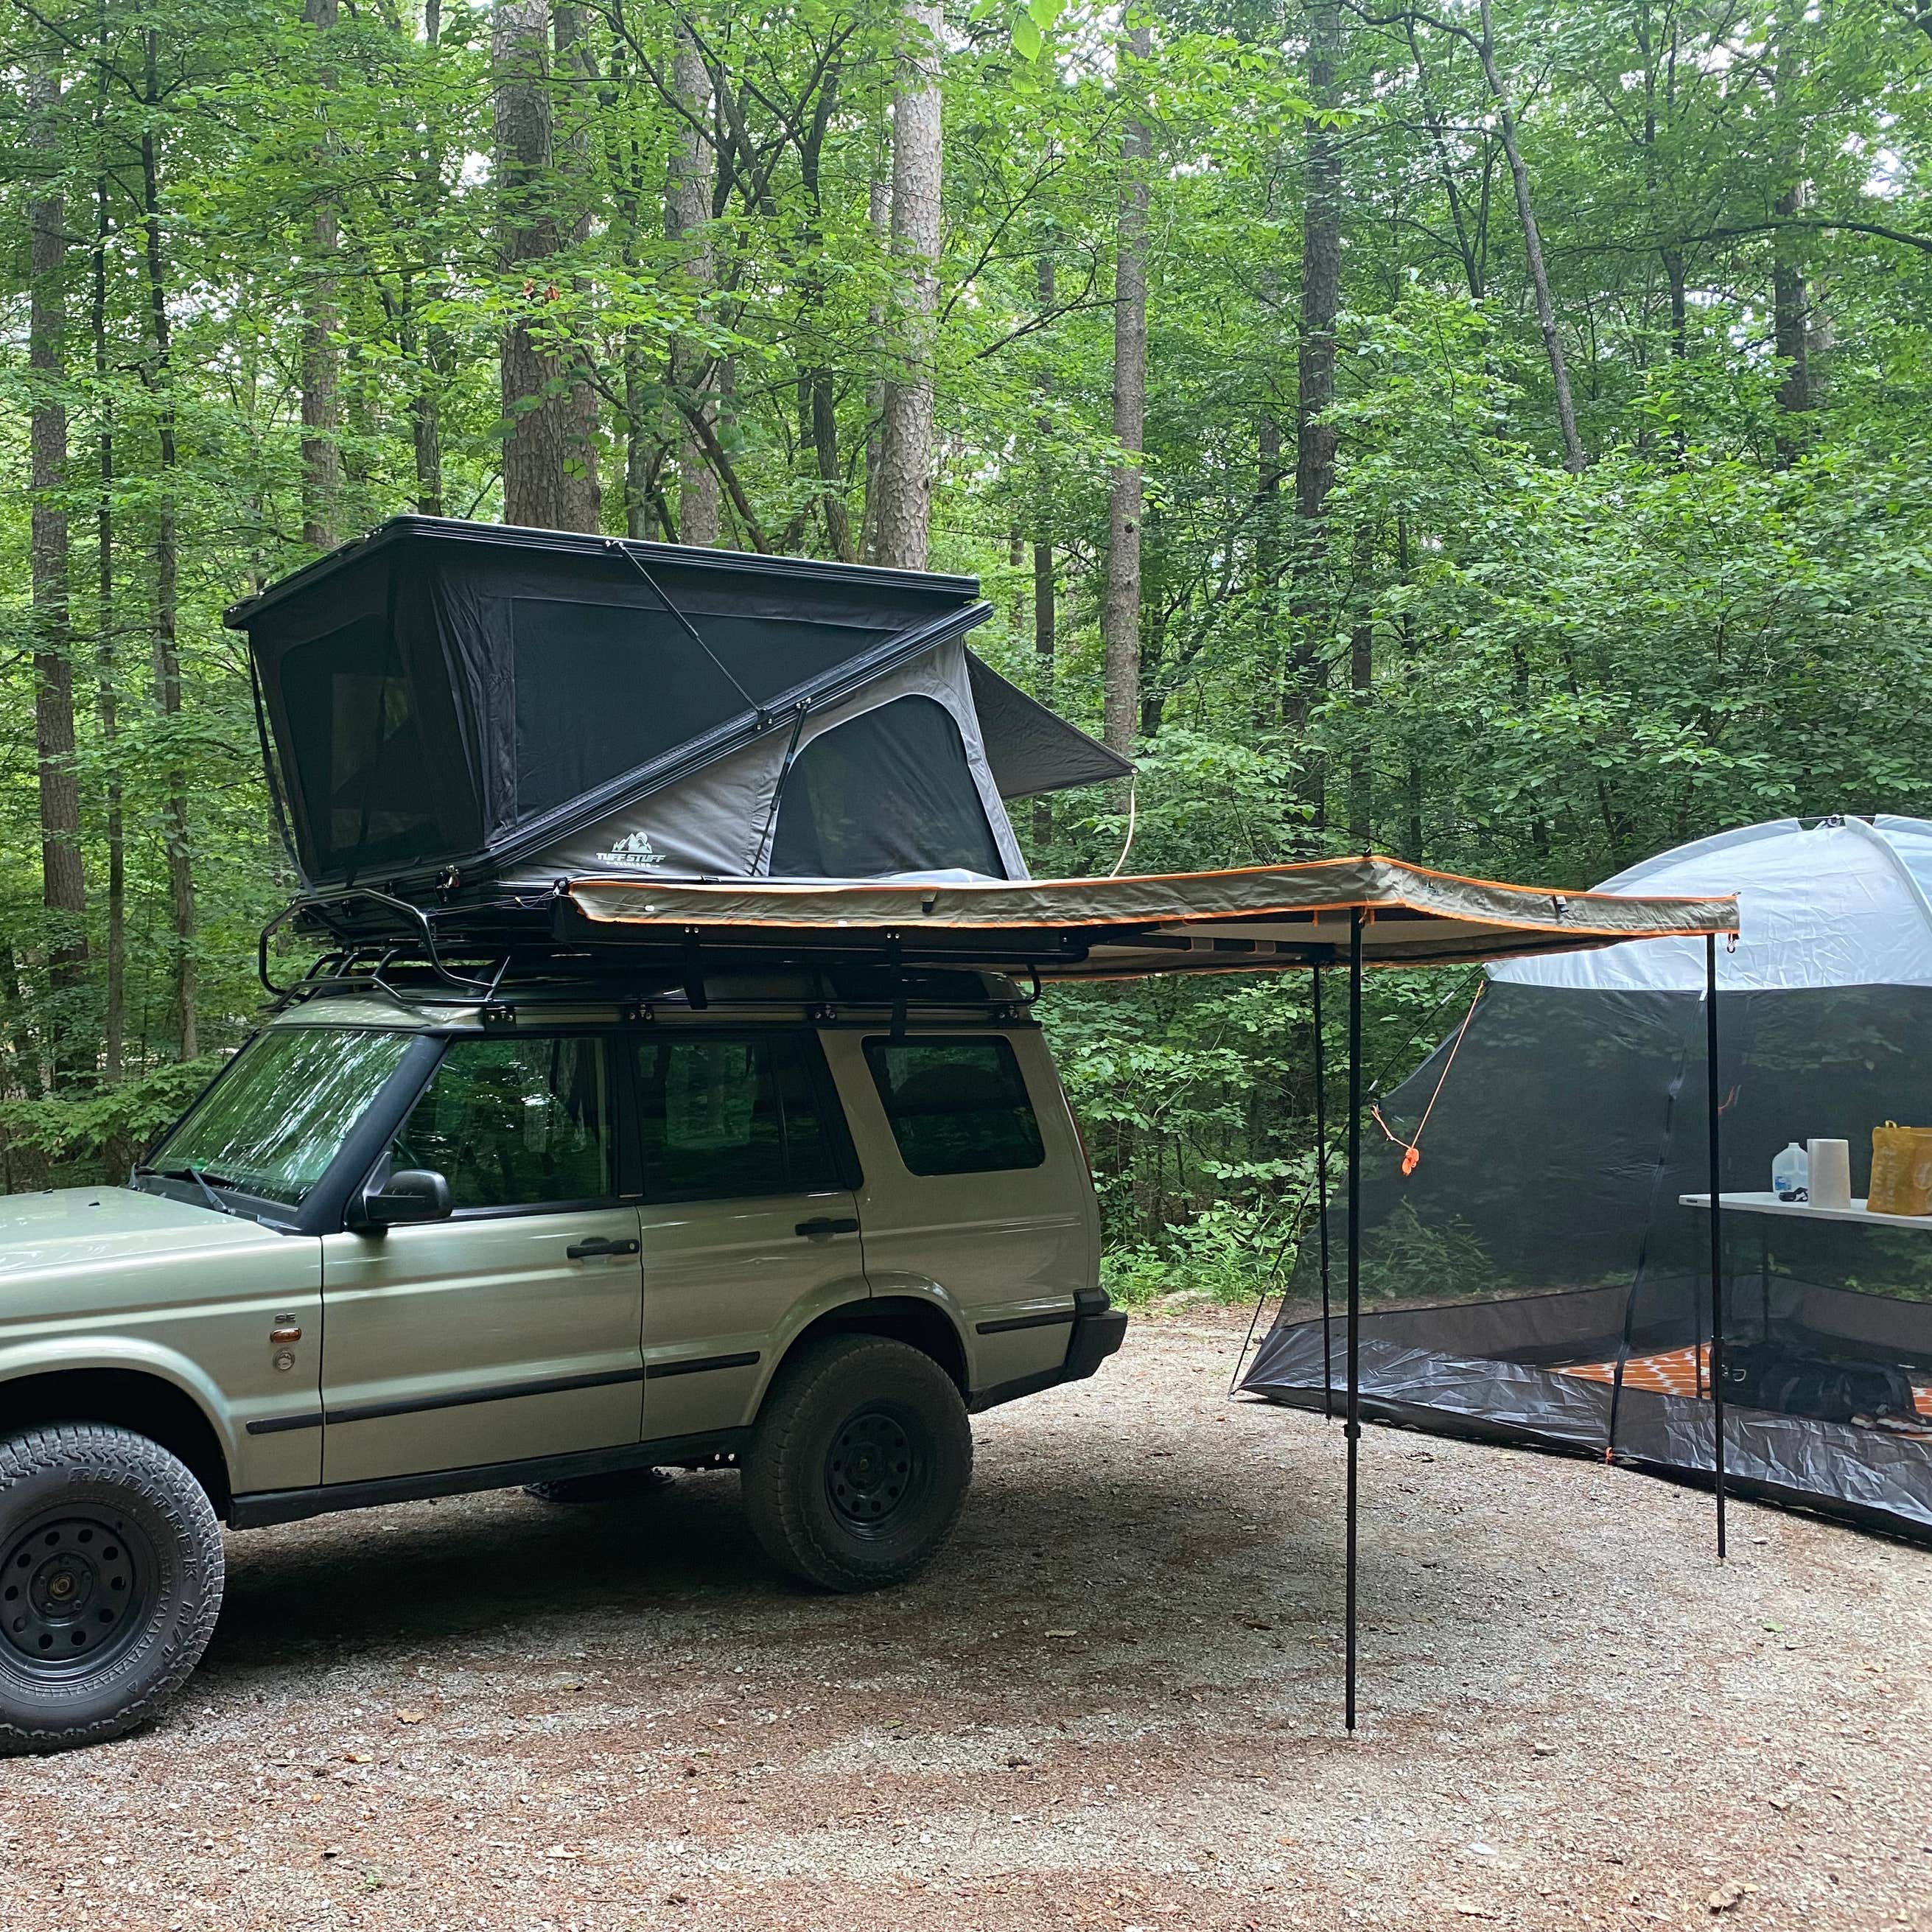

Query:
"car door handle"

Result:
[[794, 1217, 859, 1238], [567, 1236, 641, 1259]]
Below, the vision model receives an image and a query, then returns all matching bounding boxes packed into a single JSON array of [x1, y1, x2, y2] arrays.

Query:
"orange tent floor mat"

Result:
[[1559, 1344, 1932, 1432]]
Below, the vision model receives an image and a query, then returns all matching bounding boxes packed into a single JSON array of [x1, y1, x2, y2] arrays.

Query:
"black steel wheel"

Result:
[[0, 1425, 223, 1755], [0, 1507, 155, 1679], [825, 1408, 925, 1536], [743, 1334, 970, 1592]]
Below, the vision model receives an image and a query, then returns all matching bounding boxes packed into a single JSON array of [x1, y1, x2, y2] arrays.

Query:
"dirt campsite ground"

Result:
[[1, 1310, 1927, 1932]]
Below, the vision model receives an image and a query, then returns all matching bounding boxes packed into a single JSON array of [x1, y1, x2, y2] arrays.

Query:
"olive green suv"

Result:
[[0, 970, 1123, 1753]]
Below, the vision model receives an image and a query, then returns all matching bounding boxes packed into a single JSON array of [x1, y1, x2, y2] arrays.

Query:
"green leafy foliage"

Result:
[[0, 0, 1928, 1307]]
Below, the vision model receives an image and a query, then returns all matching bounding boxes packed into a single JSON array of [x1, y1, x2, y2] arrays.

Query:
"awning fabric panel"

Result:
[[561, 855, 1739, 974]]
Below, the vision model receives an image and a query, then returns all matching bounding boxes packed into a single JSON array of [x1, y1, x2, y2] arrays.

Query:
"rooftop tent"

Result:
[[224, 517, 1131, 897], [1240, 816, 1932, 1544]]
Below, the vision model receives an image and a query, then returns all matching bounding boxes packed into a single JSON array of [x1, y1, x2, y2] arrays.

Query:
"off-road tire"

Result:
[[0, 1424, 224, 1755], [743, 1335, 971, 1592], [522, 1468, 673, 1505]]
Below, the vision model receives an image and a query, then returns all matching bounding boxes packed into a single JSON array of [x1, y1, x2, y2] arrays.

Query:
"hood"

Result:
[[0, 1186, 293, 1281]]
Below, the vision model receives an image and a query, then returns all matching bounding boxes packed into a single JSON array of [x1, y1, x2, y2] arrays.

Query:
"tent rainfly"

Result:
[[225, 517, 1131, 903], [1241, 816, 1932, 1545]]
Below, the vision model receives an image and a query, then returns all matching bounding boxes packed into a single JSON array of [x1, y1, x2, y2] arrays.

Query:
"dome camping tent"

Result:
[[1242, 816, 1932, 1541]]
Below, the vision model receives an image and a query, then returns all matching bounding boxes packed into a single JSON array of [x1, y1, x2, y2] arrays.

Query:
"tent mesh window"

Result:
[[1242, 819, 1932, 1543], [281, 615, 448, 876], [509, 598, 872, 823], [771, 696, 1006, 879]]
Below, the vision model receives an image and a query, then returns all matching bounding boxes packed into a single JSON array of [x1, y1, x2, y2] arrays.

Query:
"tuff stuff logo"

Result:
[[595, 829, 664, 869]]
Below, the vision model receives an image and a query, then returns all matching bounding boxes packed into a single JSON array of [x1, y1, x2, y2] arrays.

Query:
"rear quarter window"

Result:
[[864, 1037, 1046, 1177]]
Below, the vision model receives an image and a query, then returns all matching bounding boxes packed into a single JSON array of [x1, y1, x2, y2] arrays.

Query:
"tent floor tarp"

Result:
[[1245, 1289, 1932, 1542]]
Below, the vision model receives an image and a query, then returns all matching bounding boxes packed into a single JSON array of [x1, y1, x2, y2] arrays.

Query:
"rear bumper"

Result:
[[970, 1289, 1127, 1413]]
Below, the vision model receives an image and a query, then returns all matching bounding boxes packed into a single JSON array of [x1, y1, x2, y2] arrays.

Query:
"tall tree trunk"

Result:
[[1474, 0, 1585, 472], [1771, 4, 1812, 463], [141, 32, 195, 1060], [1286, 0, 1343, 829], [92, 51, 123, 1084], [1101, 15, 1151, 763], [1772, 195, 1813, 455], [1031, 251, 1057, 848], [667, 27, 719, 545], [300, 0, 342, 550], [1348, 607, 1373, 844], [410, 0, 447, 516], [1256, 409, 1283, 731], [553, 2, 601, 524], [874, 0, 942, 570], [494, 0, 598, 531], [29, 55, 89, 1082], [1032, 532, 1055, 847], [799, 67, 855, 561], [861, 168, 891, 560], [1396, 517, 1422, 864]]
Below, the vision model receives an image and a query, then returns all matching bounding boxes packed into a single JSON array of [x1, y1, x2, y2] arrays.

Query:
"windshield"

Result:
[[149, 1026, 416, 1208]]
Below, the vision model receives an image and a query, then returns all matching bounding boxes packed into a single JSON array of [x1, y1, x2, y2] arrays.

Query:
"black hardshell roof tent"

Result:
[[225, 517, 1130, 899]]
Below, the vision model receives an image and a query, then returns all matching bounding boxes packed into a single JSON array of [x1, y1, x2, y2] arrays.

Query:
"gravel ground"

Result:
[[1, 1311, 1928, 1932]]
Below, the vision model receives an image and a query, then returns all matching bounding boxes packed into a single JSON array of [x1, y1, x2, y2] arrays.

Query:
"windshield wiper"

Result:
[[134, 1164, 238, 1217]]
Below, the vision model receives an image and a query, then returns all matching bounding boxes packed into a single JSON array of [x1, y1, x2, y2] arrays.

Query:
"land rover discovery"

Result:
[[0, 967, 1123, 1753]]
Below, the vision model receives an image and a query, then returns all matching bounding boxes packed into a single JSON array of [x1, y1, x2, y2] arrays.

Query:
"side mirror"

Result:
[[352, 1168, 452, 1231]]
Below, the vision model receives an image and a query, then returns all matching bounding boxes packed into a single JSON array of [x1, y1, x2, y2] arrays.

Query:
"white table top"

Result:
[[1680, 1190, 1932, 1230]]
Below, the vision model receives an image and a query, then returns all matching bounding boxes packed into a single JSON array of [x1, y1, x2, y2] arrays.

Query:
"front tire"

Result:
[[0, 1425, 224, 1754], [743, 1335, 971, 1592]]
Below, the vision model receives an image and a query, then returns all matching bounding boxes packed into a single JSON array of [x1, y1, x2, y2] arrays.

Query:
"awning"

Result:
[[559, 854, 1740, 975]]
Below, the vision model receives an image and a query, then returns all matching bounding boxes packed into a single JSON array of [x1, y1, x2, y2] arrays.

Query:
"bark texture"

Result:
[[1101, 18, 1152, 763], [1476, 0, 1585, 472], [875, 0, 943, 570], [29, 59, 88, 1027], [92, 56, 123, 1082], [300, 0, 342, 551], [668, 28, 720, 545], [494, 0, 599, 532], [141, 31, 196, 1059], [1285, 0, 1343, 822]]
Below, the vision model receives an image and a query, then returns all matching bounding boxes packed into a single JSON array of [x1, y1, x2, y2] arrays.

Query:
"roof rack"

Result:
[[259, 892, 1043, 1030]]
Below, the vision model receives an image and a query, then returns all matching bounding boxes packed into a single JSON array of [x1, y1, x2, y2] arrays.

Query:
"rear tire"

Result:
[[743, 1335, 971, 1592], [0, 1424, 224, 1755]]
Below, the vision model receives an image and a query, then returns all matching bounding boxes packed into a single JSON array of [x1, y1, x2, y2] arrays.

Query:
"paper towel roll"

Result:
[[1808, 1138, 1852, 1211]]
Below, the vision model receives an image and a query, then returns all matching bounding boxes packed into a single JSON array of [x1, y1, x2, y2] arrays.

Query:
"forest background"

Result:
[[1, 0, 1928, 1301]]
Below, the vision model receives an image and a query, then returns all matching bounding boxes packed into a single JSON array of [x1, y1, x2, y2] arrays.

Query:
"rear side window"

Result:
[[634, 1033, 841, 1200], [864, 1037, 1045, 1177]]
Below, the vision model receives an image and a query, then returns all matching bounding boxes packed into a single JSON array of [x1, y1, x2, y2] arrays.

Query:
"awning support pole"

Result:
[[1314, 964, 1333, 1420], [1705, 931, 1726, 1560], [1345, 908, 1363, 1732]]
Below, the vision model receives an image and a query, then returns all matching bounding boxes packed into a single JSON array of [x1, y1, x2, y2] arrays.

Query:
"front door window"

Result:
[[395, 1035, 612, 1208]]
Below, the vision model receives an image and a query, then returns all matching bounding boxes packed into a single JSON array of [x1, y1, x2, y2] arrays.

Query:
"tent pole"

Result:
[[1706, 931, 1726, 1561], [1345, 909, 1363, 1732], [1314, 965, 1334, 1420]]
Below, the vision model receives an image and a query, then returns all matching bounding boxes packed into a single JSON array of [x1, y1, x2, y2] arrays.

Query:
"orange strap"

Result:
[[1371, 982, 1484, 1176]]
